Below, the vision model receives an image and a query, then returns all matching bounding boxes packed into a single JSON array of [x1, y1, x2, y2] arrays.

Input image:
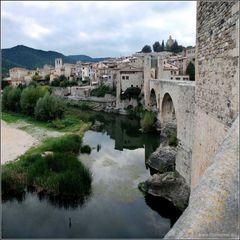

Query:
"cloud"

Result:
[[1, 1, 196, 57]]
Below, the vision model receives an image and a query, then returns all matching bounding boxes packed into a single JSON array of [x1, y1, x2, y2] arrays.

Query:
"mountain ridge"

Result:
[[2, 45, 110, 76]]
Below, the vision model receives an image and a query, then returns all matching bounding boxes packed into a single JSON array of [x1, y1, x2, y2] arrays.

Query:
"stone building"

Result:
[[165, 1, 239, 238], [166, 35, 174, 48]]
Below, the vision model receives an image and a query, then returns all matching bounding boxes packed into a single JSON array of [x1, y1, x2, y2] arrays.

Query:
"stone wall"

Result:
[[150, 79, 195, 185], [191, 1, 239, 188], [165, 116, 239, 239]]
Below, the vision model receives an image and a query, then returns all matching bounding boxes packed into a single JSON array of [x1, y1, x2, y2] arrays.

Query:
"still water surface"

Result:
[[2, 112, 181, 238]]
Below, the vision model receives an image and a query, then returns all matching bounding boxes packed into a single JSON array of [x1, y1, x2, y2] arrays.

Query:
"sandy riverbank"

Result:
[[1, 120, 38, 164]]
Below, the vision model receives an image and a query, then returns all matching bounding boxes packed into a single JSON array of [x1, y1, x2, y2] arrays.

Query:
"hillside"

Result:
[[2, 45, 109, 77]]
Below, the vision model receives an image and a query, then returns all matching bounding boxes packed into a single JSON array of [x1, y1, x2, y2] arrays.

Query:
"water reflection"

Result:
[[145, 194, 182, 227], [89, 111, 161, 160], [37, 191, 92, 209], [2, 111, 180, 238]]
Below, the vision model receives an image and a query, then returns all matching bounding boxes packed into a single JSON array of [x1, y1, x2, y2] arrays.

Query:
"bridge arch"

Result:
[[161, 92, 177, 126], [150, 88, 158, 111]]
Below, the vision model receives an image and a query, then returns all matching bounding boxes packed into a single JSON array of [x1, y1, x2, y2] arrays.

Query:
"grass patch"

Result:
[[2, 134, 92, 199], [140, 110, 157, 133], [167, 129, 178, 147], [1, 110, 91, 134]]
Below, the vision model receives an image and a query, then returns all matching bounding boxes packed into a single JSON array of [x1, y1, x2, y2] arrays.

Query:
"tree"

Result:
[[7, 87, 22, 112], [2, 86, 13, 111], [171, 40, 179, 53], [32, 72, 42, 81], [2, 86, 22, 112], [141, 45, 152, 53], [45, 74, 50, 81], [20, 86, 48, 115], [34, 93, 65, 121], [186, 62, 195, 81], [161, 40, 165, 51], [153, 41, 161, 52]]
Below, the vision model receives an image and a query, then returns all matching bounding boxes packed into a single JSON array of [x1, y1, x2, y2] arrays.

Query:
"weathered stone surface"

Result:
[[139, 172, 190, 211], [147, 145, 176, 173], [165, 116, 239, 239], [192, 1, 239, 188], [150, 79, 196, 186]]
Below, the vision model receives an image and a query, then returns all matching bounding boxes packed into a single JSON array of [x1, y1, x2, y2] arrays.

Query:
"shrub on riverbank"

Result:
[[140, 110, 157, 133], [90, 84, 115, 97], [2, 134, 92, 199], [34, 93, 65, 121], [20, 86, 48, 115], [81, 145, 91, 154], [2, 86, 21, 112], [43, 134, 82, 154], [167, 130, 178, 147]]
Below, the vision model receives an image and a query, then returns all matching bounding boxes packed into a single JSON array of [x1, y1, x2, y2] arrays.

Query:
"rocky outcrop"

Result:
[[139, 172, 190, 211], [147, 145, 176, 173], [90, 121, 104, 131]]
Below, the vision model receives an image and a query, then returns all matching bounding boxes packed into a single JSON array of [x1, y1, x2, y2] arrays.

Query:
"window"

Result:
[[131, 85, 133, 87], [126, 76, 129, 80], [136, 85, 138, 87], [176, 77, 180, 80], [122, 76, 125, 80]]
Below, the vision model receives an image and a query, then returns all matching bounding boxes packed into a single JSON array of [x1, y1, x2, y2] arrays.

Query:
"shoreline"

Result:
[[1, 120, 39, 164]]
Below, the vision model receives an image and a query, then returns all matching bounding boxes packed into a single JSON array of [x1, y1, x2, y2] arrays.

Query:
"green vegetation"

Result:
[[34, 93, 65, 121], [186, 62, 195, 81], [167, 129, 178, 147], [20, 86, 48, 115], [120, 87, 141, 100], [2, 134, 92, 198], [2, 85, 67, 123], [140, 110, 157, 133], [90, 84, 116, 97], [32, 72, 42, 81], [153, 41, 163, 52], [50, 75, 78, 87], [81, 145, 92, 154], [141, 45, 152, 53]]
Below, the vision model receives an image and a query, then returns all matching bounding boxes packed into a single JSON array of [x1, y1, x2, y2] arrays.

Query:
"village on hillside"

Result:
[[3, 36, 195, 106]]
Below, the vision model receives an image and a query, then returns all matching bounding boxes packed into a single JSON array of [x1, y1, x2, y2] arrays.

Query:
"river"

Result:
[[2, 111, 181, 238]]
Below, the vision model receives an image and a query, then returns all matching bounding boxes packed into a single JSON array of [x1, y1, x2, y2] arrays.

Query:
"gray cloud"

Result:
[[2, 1, 196, 57]]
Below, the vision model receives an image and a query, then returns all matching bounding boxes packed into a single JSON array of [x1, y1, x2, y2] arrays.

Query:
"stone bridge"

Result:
[[148, 79, 195, 185]]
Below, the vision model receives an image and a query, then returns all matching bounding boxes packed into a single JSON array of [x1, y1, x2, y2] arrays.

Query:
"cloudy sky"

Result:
[[1, 1, 196, 57]]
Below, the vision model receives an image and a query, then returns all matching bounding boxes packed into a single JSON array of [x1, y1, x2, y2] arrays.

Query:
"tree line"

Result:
[[141, 40, 187, 54]]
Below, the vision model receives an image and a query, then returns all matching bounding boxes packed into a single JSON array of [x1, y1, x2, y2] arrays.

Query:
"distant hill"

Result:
[[68, 55, 109, 63], [2, 45, 109, 77]]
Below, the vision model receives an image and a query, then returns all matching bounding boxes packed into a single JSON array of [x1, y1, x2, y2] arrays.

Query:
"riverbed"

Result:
[[2, 111, 181, 238]]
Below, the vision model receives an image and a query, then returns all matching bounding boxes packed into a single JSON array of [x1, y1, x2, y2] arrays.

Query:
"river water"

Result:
[[2, 111, 181, 238]]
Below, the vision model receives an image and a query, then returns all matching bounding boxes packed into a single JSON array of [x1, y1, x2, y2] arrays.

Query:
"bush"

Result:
[[78, 102, 92, 111], [3, 152, 92, 197], [50, 78, 61, 87], [34, 93, 65, 121], [167, 130, 178, 147], [7, 87, 22, 112], [140, 110, 157, 133], [120, 87, 141, 100], [2, 86, 13, 111], [45, 134, 82, 154], [2, 86, 21, 112], [20, 86, 48, 115], [49, 119, 66, 129], [90, 84, 114, 97], [81, 145, 91, 154]]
